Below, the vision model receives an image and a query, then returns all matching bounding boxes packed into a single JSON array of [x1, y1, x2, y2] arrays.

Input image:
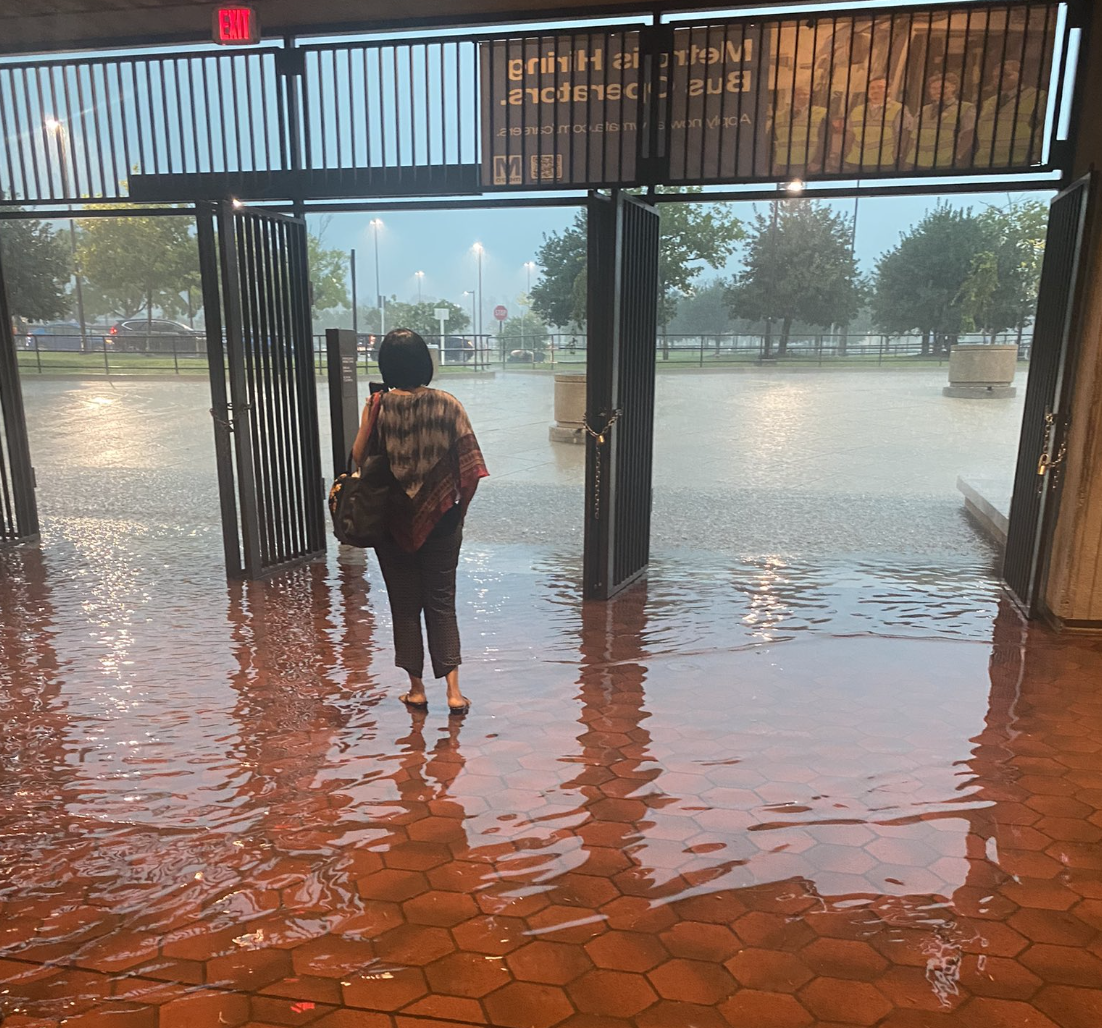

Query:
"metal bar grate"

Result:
[[0, 48, 283, 204], [1003, 174, 1091, 614], [0, 1, 1073, 205], [200, 202, 325, 579], [584, 191, 659, 600], [0, 241, 39, 544]]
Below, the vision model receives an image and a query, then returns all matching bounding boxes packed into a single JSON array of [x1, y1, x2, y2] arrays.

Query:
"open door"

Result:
[[584, 191, 660, 600], [1004, 175, 1093, 616], [0, 240, 39, 546], [197, 202, 326, 579]]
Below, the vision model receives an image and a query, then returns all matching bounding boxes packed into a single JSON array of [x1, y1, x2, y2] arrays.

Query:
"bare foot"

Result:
[[401, 675, 428, 709], [444, 669, 470, 714]]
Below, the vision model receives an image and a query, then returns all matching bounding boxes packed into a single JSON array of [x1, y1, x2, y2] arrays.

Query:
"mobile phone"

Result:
[[368, 381, 388, 395]]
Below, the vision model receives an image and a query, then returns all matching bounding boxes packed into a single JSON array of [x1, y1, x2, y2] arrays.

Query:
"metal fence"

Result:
[[10, 329, 1032, 375], [487, 330, 1034, 366], [301, 39, 480, 176]]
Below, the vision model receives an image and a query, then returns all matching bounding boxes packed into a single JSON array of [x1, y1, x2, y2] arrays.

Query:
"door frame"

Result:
[[584, 189, 660, 600], [0, 240, 39, 546], [1003, 173, 1094, 618]]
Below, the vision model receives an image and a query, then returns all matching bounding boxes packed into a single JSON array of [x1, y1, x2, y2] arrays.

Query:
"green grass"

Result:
[[15, 351, 500, 377], [17, 350, 207, 375], [15, 349, 974, 378]]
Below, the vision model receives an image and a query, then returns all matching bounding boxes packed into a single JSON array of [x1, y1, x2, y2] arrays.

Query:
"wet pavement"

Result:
[[5, 370, 1102, 1028], [16, 368, 1024, 558], [3, 539, 1102, 1028]]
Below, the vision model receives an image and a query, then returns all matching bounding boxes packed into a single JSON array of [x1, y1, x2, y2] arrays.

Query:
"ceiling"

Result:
[[0, 0, 763, 56]]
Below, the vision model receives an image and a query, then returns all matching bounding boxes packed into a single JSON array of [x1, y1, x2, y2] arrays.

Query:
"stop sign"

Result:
[[493, 305, 508, 321]]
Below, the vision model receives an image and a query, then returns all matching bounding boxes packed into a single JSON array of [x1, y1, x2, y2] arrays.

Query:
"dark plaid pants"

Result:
[[374, 521, 463, 680]]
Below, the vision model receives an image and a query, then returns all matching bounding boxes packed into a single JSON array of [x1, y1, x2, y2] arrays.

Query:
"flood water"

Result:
[[2, 370, 1099, 1028]]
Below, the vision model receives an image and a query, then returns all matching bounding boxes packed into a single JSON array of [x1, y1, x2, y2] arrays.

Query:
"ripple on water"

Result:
[[4, 522, 1095, 1026]]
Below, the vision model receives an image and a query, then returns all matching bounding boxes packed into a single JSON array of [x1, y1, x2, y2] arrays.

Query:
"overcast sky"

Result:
[[311, 189, 1053, 324]]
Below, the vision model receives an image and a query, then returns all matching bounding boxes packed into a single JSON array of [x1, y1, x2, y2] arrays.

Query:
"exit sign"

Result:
[[213, 6, 260, 45]]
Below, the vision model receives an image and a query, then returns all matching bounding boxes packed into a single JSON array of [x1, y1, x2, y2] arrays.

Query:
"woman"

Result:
[[352, 329, 489, 715]]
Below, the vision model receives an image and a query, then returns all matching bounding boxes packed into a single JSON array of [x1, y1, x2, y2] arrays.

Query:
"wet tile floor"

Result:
[[2, 540, 1102, 1028]]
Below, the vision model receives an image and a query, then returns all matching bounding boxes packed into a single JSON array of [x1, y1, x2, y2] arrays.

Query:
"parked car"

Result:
[[442, 336, 475, 364], [106, 319, 204, 353], [25, 322, 87, 351]]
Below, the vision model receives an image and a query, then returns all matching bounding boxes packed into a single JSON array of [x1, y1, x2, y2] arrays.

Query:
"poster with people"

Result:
[[762, 4, 1056, 179]]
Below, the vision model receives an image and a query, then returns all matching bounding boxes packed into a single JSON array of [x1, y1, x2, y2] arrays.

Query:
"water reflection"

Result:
[[0, 547, 1100, 1025]]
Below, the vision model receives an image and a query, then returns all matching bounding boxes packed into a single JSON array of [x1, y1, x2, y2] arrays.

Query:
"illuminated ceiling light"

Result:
[[785, 179, 805, 194]]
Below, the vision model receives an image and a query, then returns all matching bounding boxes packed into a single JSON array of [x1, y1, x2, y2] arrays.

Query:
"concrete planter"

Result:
[[549, 372, 586, 444], [944, 344, 1018, 398]]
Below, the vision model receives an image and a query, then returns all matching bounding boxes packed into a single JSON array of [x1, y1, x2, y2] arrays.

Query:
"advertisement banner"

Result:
[[480, 3, 1059, 187]]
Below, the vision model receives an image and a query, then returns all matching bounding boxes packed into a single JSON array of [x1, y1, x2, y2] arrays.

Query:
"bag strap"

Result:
[[349, 391, 385, 473]]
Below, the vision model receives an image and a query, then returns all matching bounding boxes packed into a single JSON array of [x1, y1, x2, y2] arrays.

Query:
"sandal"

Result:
[[448, 701, 471, 717], [400, 693, 429, 711]]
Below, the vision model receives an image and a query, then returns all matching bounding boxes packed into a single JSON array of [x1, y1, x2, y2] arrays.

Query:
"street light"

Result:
[[45, 117, 88, 354], [415, 270, 424, 303], [472, 242, 484, 340], [370, 218, 385, 335], [523, 261, 537, 355], [463, 290, 477, 367]]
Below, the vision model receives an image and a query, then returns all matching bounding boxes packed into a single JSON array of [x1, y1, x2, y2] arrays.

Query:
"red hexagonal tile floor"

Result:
[[2, 547, 1102, 1027]]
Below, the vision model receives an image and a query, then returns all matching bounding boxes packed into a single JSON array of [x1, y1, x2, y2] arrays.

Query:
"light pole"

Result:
[[350, 248, 358, 337], [844, 181, 860, 357], [472, 242, 484, 341], [46, 118, 88, 354], [370, 218, 384, 336], [415, 270, 424, 303], [523, 261, 536, 355], [463, 290, 477, 367]]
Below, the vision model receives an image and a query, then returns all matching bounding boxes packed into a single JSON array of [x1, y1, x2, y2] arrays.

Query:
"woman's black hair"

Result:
[[377, 328, 435, 390]]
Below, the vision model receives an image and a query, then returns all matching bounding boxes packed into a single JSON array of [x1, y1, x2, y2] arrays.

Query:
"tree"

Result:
[[726, 200, 862, 356], [311, 306, 383, 334], [0, 214, 72, 323], [381, 299, 470, 337], [530, 212, 587, 329], [656, 190, 744, 327], [500, 311, 550, 351], [956, 250, 1001, 339], [977, 198, 1048, 338], [308, 222, 350, 315], [529, 193, 743, 331], [667, 279, 734, 336], [76, 212, 197, 333], [871, 205, 996, 354]]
